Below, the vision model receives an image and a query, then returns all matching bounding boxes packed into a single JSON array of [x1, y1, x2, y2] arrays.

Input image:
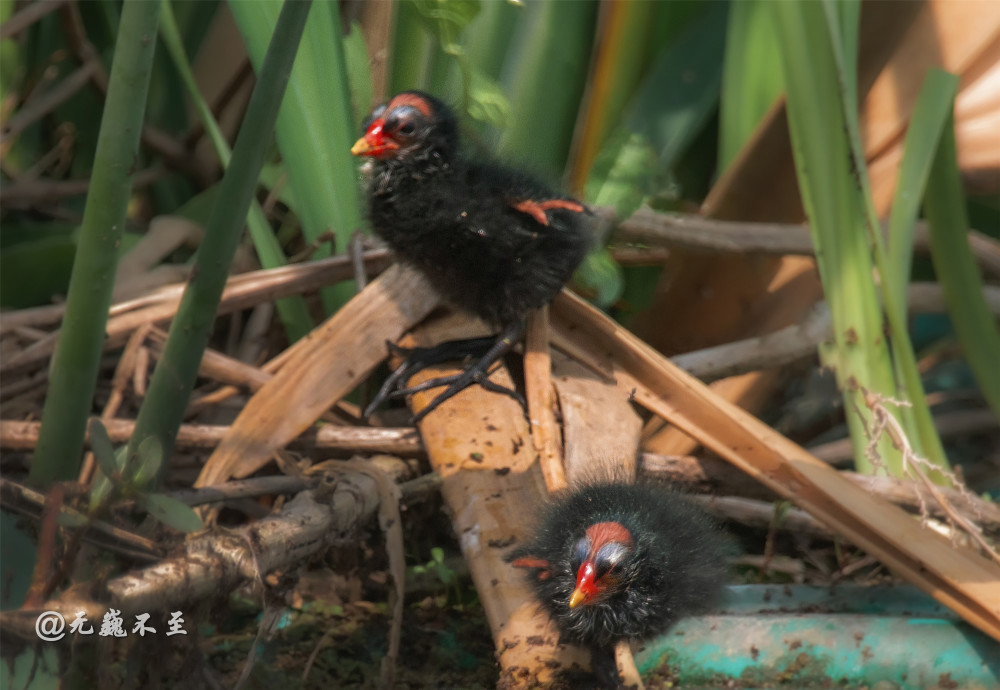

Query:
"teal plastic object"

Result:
[[635, 585, 1000, 688]]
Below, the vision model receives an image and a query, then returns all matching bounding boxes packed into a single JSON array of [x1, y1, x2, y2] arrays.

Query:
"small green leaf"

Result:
[[431, 547, 445, 564], [88, 474, 114, 514], [87, 418, 120, 479], [56, 510, 89, 529], [585, 130, 659, 218], [436, 563, 456, 585], [464, 65, 510, 129], [130, 436, 163, 489], [412, 0, 482, 55], [574, 248, 625, 309], [139, 493, 204, 533]]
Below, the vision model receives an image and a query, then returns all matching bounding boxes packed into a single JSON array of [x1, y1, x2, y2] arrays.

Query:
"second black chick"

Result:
[[509, 481, 730, 688], [351, 91, 591, 422]]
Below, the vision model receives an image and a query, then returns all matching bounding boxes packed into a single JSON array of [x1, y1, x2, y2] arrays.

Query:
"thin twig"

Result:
[[673, 302, 831, 381], [609, 206, 1000, 277], [1, 418, 424, 456], [0, 165, 164, 206], [860, 389, 1000, 565], [351, 231, 369, 292], [22, 483, 68, 608], [0, 249, 393, 373], [2, 62, 101, 143], [809, 407, 999, 464], [0, 0, 71, 40]]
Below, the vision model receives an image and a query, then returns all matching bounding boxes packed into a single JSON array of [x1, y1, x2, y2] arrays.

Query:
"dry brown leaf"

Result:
[[194, 264, 440, 487], [552, 350, 641, 485]]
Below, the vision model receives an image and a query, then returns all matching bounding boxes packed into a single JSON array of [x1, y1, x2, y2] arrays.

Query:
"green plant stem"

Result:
[[820, 2, 951, 475], [773, 0, 900, 475], [230, 0, 362, 315], [29, 0, 163, 488], [160, 0, 313, 341], [126, 0, 314, 486]]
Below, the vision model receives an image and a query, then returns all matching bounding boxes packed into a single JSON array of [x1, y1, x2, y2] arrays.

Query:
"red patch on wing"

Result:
[[584, 521, 633, 550], [387, 92, 433, 118], [511, 556, 551, 570], [511, 199, 586, 226]]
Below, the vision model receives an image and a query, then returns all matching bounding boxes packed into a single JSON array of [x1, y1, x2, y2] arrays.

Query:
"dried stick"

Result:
[[100, 469, 393, 615], [0, 478, 161, 560], [1, 418, 423, 457], [0, 248, 391, 336], [610, 206, 1000, 277], [640, 452, 1000, 538], [0, 0, 71, 40], [525, 306, 566, 492], [2, 62, 101, 142]]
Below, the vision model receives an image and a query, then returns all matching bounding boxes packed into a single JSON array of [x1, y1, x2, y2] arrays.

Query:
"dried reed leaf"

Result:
[[194, 264, 440, 487], [552, 350, 641, 485]]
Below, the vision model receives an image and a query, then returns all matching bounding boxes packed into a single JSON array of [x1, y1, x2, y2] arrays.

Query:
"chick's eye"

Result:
[[386, 105, 422, 138]]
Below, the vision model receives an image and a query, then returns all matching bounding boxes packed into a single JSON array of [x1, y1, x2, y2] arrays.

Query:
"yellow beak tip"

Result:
[[350, 138, 370, 156], [568, 589, 586, 609]]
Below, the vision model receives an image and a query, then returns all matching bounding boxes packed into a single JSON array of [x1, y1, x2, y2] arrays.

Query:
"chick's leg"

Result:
[[364, 321, 525, 422]]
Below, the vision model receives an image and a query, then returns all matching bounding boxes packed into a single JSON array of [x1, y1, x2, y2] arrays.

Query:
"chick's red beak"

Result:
[[351, 118, 398, 157], [569, 560, 599, 608]]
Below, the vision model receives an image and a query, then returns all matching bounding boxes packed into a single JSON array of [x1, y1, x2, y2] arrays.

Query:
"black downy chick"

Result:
[[351, 91, 591, 422], [509, 481, 730, 688]]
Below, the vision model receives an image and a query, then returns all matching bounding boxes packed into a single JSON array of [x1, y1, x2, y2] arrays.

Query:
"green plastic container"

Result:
[[636, 585, 1000, 688]]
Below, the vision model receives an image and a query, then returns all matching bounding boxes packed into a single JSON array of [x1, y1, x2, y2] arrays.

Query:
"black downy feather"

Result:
[[508, 481, 730, 649], [361, 91, 591, 328]]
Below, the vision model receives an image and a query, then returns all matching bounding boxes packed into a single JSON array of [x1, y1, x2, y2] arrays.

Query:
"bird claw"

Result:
[[385, 339, 416, 360], [404, 368, 526, 425], [363, 327, 525, 423]]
